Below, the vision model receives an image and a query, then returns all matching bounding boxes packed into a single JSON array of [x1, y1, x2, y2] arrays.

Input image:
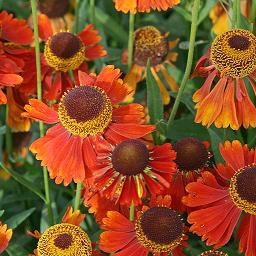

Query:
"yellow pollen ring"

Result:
[[210, 29, 256, 78], [44, 38, 86, 72], [58, 87, 113, 137], [37, 223, 92, 256], [135, 218, 183, 253], [229, 166, 256, 215]]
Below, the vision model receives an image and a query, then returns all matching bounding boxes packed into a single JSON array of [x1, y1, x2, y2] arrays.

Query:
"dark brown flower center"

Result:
[[173, 137, 208, 171], [134, 26, 169, 67], [236, 166, 256, 203], [54, 233, 73, 249], [38, 0, 70, 19], [50, 32, 82, 59], [111, 140, 149, 176], [63, 86, 105, 123], [140, 207, 183, 244], [228, 35, 250, 50]]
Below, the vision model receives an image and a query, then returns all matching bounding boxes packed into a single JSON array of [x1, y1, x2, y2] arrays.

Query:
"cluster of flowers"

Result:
[[0, 0, 256, 256]]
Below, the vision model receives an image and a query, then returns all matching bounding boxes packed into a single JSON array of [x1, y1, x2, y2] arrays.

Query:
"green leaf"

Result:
[[95, 7, 128, 44], [174, 6, 192, 22], [208, 128, 223, 163], [197, 0, 216, 25], [166, 116, 209, 141], [5, 208, 35, 229], [0, 162, 46, 202], [0, 125, 6, 135], [146, 61, 164, 124], [6, 244, 29, 256], [0, 209, 4, 218]]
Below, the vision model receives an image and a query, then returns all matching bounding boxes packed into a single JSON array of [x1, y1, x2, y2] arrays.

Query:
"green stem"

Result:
[[31, 0, 54, 225], [250, 0, 256, 32], [167, 0, 200, 130], [5, 105, 12, 156], [232, 0, 238, 28], [129, 201, 134, 221], [74, 182, 83, 210], [89, 0, 96, 25], [128, 13, 135, 71], [74, 0, 80, 33], [236, 0, 241, 28]]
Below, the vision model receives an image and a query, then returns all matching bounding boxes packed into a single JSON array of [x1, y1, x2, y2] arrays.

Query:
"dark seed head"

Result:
[[50, 32, 82, 59], [111, 140, 149, 176], [173, 137, 208, 171], [64, 86, 104, 122], [228, 35, 250, 50], [236, 166, 256, 203], [38, 0, 70, 19], [140, 207, 183, 244], [54, 233, 73, 249], [134, 26, 169, 67]]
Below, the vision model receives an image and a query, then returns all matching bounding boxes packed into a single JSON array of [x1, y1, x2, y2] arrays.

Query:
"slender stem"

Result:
[[5, 105, 12, 156], [128, 13, 135, 71], [236, 0, 241, 28], [232, 0, 238, 28], [129, 201, 135, 221], [89, 0, 96, 25], [31, 0, 54, 225], [250, 0, 256, 32], [167, 0, 200, 130], [74, 0, 80, 33], [74, 182, 83, 210]]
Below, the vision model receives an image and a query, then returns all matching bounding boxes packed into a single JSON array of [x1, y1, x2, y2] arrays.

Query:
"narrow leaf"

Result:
[[5, 208, 35, 229]]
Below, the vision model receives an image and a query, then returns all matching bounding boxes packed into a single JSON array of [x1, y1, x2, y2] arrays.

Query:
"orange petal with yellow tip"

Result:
[[0, 222, 12, 253], [62, 206, 85, 226]]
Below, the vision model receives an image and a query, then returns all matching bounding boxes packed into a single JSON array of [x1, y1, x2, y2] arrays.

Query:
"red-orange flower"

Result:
[[183, 140, 256, 256], [166, 137, 212, 213], [192, 29, 256, 130], [24, 66, 155, 185], [99, 195, 188, 256], [0, 222, 12, 254], [28, 206, 104, 256], [91, 137, 176, 206], [113, 0, 180, 13]]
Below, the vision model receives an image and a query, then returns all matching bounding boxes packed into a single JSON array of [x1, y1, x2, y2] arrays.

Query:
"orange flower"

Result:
[[113, 0, 180, 13], [91, 137, 177, 206], [99, 195, 188, 255], [28, 206, 104, 256], [24, 66, 155, 185], [0, 10, 33, 104], [166, 137, 212, 213], [192, 29, 256, 130], [0, 222, 12, 254], [124, 26, 179, 105], [32, 14, 107, 102], [183, 140, 256, 256]]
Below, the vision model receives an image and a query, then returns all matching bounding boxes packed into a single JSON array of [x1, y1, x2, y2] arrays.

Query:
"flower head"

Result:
[[192, 29, 256, 130], [113, 0, 180, 13], [0, 222, 12, 254], [24, 66, 155, 185], [91, 138, 176, 206], [183, 140, 256, 256], [99, 195, 187, 255], [124, 26, 179, 105], [167, 137, 211, 213]]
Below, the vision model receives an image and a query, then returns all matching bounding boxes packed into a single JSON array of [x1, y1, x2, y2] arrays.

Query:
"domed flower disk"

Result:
[[183, 140, 256, 256], [125, 26, 179, 105], [200, 250, 228, 256], [99, 195, 188, 255], [91, 137, 177, 206], [113, 0, 180, 13], [166, 137, 211, 213], [192, 29, 256, 130], [24, 66, 155, 185]]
